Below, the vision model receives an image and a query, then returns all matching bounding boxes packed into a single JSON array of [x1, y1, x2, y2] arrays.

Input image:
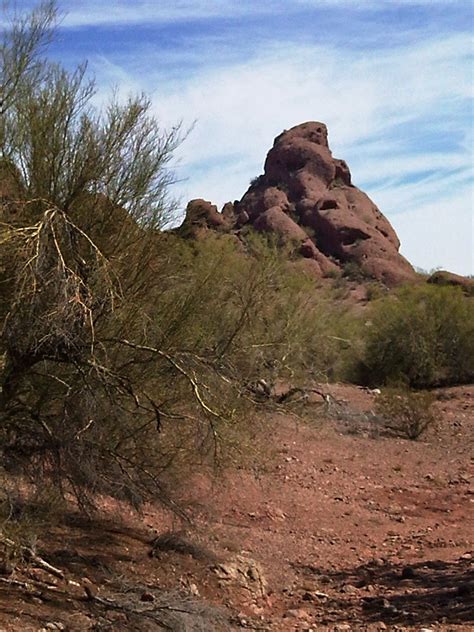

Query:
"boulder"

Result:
[[427, 270, 474, 296], [178, 198, 228, 238]]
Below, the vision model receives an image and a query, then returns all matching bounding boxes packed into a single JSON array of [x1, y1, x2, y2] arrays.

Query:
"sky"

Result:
[[17, 1, 474, 274]]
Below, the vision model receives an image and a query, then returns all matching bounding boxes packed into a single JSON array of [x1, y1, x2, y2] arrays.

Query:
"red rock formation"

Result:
[[428, 270, 474, 295], [178, 122, 417, 286]]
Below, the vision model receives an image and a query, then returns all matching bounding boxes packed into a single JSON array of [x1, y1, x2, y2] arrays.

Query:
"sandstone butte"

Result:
[[178, 121, 419, 287]]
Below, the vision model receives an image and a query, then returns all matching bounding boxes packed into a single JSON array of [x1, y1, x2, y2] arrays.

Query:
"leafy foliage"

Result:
[[362, 285, 474, 387]]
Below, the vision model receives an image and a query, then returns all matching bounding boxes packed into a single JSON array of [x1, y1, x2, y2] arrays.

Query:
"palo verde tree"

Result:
[[0, 1, 218, 513], [0, 2, 358, 516]]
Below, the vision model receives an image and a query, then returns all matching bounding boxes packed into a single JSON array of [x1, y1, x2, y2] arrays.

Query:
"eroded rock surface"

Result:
[[179, 122, 417, 286]]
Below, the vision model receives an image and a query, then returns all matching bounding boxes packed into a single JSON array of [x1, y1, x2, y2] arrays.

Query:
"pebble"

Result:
[[189, 582, 200, 596], [285, 608, 311, 621]]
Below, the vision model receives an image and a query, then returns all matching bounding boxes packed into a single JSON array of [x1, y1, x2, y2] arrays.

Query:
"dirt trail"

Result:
[[0, 384, 472, 631]]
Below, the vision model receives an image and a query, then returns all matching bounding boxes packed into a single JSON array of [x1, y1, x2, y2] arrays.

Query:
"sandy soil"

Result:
[[0, 384, 472, 631]]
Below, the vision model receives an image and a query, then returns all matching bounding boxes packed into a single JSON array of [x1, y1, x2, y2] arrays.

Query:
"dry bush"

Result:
[[374, 387, 436, 440], [0, 2, 192, 518], [0, 2, 362, 528]]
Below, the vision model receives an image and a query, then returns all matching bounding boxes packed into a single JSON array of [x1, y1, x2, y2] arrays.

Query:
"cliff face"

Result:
[[179, 122, 416, 286]]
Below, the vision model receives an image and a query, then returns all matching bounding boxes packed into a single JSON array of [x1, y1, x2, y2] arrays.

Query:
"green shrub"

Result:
[[151, 231, 361, 392], [341, 260, 371, 282], [375, 387, 435, 440], [362, 285, 474, 387]]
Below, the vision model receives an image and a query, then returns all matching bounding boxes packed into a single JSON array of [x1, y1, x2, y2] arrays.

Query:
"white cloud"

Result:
[[56, 1, 272, 28], [391, 192, 473, 276], [18, 0, 464, 28], [79, 18, 474, 275]]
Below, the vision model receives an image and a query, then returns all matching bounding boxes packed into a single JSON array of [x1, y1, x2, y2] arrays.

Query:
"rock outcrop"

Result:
[[428, 270, 474, 296], [179, 122, 416, 286]]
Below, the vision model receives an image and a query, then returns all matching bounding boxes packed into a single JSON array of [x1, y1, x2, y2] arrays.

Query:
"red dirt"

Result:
[[0, 384, 472, 631]]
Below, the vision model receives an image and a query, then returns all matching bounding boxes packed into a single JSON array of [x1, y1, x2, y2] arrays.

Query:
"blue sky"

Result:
[[20, 1, 474, 274]]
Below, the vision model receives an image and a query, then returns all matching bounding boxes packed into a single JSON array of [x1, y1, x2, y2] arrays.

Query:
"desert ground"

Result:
[[0, 383, 472, 631]]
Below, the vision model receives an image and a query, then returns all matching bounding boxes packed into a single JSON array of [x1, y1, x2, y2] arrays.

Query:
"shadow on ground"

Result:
[[310, 557, 474, 626]]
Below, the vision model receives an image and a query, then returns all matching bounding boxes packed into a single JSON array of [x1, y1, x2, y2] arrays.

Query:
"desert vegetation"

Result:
[[0, 3, 473, 629], [0, 2, 358, 523], [0, 0, 473, 523], [362, 284, 474, 388]]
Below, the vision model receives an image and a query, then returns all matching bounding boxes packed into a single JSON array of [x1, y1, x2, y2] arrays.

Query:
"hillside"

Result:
[[0, 383, 472, 631]]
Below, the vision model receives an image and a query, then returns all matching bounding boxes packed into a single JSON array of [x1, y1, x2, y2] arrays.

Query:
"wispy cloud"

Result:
[[135, 32, 470, 273], [56, 1, 274, 28], [18, 0, 467, 28], [14, 1, 474, 274]]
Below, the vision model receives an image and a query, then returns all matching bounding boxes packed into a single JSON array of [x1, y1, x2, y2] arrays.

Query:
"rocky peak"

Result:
[[178, 122, 417, 286]]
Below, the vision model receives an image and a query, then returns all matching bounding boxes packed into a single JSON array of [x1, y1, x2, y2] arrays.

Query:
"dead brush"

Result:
[[1, 201, 118, 367], [374, 387, 436, 440]]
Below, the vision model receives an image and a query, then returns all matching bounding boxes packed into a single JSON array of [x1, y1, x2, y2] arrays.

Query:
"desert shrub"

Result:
[[249, 175, 263, 187], [0, 2, 361, 519], [149, 232, 361, 397], [375, 387, 436, 440], [361, 285, 474, 387], [365, 282, 386, 302], [324, 267, 341, 280], [0, 2, 193, 514], [341, 260, 370, 282]]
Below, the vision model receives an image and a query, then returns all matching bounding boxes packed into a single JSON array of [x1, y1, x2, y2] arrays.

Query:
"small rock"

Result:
[[342, 583, 358, 594], [189, 582, 200, 596], [461, 553, 472, 560], [249, 603, 264, 616], [81, 576, 96, 599], [372, 558, 385, 567], [286, 608, 311, 621]]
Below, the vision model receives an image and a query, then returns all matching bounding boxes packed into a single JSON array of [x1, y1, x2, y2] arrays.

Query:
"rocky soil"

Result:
[[0, 384, 472, 631]]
